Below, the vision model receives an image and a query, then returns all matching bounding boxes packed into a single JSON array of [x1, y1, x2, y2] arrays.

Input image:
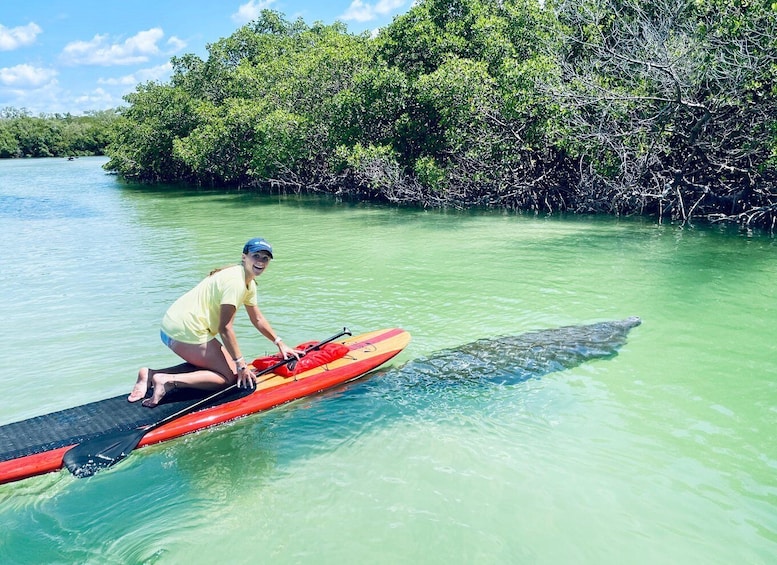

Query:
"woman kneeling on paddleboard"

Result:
[[128, 237, 301, 408]]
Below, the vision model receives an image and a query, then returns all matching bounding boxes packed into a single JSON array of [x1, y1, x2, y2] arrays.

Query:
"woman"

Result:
[[128, 237, 300, 408]]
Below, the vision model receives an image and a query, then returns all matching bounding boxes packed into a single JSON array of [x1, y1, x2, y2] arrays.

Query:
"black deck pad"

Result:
[[0, 386, 254, 463]]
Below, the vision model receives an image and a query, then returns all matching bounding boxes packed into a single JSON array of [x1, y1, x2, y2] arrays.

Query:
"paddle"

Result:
[[63, 328, 352, 478]]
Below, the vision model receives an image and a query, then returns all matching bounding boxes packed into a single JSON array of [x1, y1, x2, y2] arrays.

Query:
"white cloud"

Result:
[[0, 22, 42, 51], [0, 75, 122, 115], [341, 0, 407, 23], [0, 64, 57, 88], [73, 87, 115, 108], [232, 0, 276, 25], [0, 65, 60, 112], [166, 36, 187, 53], [61, 28, 166, 66], [98, 62, 173, 86]]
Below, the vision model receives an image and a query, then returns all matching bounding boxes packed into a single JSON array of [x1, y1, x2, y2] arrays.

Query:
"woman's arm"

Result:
[[217, 304, 255, 387], [217, 303, 241, 359]]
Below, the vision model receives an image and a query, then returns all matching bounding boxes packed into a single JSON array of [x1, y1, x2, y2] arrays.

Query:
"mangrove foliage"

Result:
[[102, 0, 777, 229]]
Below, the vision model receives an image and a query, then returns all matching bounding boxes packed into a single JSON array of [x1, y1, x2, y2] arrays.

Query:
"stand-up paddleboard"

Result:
[[0, 328, 410, 485]]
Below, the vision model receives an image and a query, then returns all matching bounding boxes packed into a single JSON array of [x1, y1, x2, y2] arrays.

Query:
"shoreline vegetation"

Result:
[[0, 108, 117, 159], [3, 0, 776, 231]]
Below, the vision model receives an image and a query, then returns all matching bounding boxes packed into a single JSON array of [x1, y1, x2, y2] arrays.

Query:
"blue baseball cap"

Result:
[[243, 237, 273, 258]]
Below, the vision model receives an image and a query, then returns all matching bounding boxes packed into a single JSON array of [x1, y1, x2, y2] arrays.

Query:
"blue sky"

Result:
[[0, 0, 412, 115]]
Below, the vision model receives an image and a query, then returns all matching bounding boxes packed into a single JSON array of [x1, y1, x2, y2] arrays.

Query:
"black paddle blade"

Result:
[[63, 428, 147, 478]]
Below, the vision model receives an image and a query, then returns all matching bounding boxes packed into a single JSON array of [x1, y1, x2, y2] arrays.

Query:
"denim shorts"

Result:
[[160, 329, 176, 349]]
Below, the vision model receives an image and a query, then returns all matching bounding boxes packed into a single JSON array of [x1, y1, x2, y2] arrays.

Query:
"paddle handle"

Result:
[[146, 328, 352, 433]]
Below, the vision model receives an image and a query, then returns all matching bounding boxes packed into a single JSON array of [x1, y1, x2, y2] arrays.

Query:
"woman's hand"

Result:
[[277, 341, 303, 360], [236, 364, 256, 388]]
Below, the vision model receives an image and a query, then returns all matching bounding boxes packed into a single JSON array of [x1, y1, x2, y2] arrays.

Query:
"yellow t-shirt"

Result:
[[161, 265, 258, 344]]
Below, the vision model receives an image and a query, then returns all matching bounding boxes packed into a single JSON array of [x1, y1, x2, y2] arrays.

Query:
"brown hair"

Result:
[[208, 265, 234, 276]]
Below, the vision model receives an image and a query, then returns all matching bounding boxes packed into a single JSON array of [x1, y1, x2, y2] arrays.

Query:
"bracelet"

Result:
[[237, 365, 248, 372], [273, 337, 283, 345], [233, 356, 244, 364]]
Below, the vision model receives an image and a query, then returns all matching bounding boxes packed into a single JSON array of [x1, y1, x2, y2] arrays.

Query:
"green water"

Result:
[[0, 157, 775, 564]]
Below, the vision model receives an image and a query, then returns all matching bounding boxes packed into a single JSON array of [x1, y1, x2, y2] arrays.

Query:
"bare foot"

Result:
[[128, 368, 151, 402], [142, 374, 175, 408]]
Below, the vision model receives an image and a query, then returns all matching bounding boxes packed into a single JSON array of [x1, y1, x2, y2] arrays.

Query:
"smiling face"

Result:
[[243, 251, 272, 280]]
